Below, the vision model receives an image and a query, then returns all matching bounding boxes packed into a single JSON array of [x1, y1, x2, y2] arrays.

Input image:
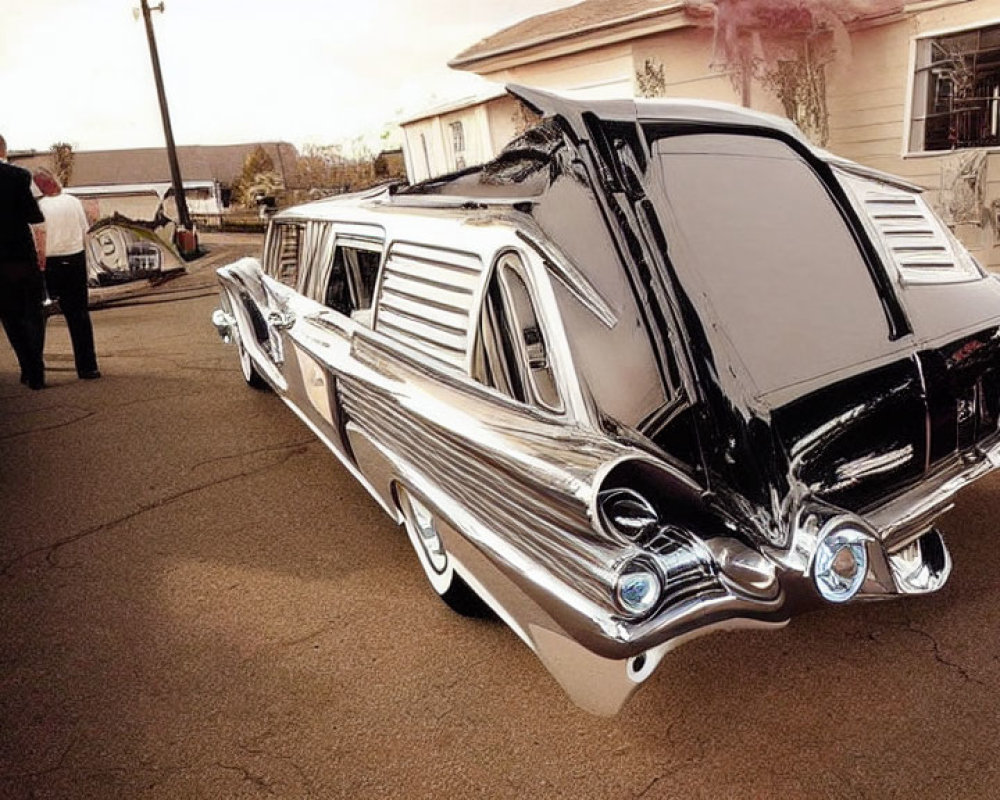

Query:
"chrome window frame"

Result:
[[476, 250, 564, 414], [467, 247, 580, 420], [294, 220, 386, 309]]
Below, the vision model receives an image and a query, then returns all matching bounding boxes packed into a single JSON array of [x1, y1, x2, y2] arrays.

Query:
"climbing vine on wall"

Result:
[[635, 58, 668, 98], [683, 0, 903, 145], [759, 39, 830, 146]]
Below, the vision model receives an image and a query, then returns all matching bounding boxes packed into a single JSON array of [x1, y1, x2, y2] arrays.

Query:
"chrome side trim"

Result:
[[888, 528, 953, 594], [514, 228, 619, 329]]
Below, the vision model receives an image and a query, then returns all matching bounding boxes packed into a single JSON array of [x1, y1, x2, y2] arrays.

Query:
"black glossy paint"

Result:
[[770, 358, 926, 512], [922, 328, 1000, 463]]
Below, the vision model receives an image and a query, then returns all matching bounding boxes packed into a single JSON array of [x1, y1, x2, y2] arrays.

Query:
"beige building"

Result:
[[401, 0, 1000, 266]]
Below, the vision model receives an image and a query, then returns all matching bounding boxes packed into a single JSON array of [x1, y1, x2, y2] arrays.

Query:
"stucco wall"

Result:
[[486, 96, 524, 156], [93, 194, 161, 221], [632, 26, 794, 118], [401, 117, 446, 184], [481, 42, 634, 97]]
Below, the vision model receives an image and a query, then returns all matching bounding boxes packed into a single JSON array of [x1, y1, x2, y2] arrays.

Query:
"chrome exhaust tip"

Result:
[[889, 527, 952, 595]]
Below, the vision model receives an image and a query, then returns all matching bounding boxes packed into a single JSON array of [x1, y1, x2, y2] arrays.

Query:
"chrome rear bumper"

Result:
[[866, 435, 1000, 552]]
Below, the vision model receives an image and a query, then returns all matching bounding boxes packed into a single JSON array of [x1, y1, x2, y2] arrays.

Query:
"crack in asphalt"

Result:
[[634, 761, 690, 799], [633, 716, 698, 798], [237, 739, 312, 792], [98, 289, 219, 309], [0, 407, 96, 440], [0, 442, 312, 577], [188, 438, 316, 472], [109, 391, 209, 410], [276, 623, 336, 650], [0, 737, 77, 782], [215, 761, 275, 794], [904, 618, 987, 687], [0, 403, 90, 417], [177, 362, 244, 373], [0, 392, 222, 439]]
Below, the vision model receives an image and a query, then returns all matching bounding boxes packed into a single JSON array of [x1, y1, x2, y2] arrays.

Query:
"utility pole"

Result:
[[138, 0, 193, 236]]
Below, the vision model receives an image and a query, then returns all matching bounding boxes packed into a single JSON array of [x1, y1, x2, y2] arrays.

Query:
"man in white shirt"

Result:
[[33, 169, 100, 380]]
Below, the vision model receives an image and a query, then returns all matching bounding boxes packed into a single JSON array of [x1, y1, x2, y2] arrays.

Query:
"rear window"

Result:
[[651, 133, 895, 396]]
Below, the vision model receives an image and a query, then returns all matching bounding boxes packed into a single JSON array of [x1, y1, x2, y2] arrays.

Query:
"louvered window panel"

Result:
[[838, 170, 983, 285], [374, 242, 482, 371], [267, 222, 302, 287]]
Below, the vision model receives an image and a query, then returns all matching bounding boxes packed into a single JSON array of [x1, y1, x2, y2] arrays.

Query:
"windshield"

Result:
[[650, 132, 897, 398]]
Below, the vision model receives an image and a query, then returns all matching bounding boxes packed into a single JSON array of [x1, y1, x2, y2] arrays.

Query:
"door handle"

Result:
[[267, 310, 296, 331]]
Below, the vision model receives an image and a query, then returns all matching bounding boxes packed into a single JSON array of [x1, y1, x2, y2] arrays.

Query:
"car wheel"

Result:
[[237, 334, 269, 390], [397, 486, 492, 618]]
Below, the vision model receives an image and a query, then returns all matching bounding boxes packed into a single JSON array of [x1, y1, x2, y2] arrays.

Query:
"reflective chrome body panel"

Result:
[[211, 86, 1000, 714]]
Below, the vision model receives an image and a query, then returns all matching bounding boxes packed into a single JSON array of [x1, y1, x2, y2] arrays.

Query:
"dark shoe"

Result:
[[27, 377, 45, 390], [20, 373, 28, 385], [79, 370, 101, 380]]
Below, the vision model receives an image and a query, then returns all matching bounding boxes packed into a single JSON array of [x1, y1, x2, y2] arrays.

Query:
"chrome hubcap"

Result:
[[408, 494, 447, 574]]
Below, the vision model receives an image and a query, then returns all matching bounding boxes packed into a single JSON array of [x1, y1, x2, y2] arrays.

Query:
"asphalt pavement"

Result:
[[1, 233, 999, 799]]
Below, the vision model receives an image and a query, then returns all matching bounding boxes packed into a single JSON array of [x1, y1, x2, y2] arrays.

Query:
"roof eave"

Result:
[[449, 2, 690, 71], [398, 86, 508, 126]]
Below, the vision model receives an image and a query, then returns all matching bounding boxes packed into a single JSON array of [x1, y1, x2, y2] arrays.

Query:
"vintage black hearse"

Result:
[[212, 86, 1000, 714]]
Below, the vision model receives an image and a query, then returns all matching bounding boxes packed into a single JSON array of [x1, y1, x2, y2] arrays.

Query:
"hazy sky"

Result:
[[1, 0, 577, 154]]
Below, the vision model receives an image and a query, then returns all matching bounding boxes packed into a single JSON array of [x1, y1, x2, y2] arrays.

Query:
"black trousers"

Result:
[[0, 259, 46, 383], [45, 251, 98, 376]]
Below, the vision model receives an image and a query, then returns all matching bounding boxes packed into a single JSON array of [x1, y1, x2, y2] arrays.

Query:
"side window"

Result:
[[267, 222, 302, 287], [476, 254, 562, 413], [323, 243, 382, 318]]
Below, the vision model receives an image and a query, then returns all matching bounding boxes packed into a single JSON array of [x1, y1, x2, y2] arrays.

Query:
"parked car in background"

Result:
[[211, 86, 1000, 714]]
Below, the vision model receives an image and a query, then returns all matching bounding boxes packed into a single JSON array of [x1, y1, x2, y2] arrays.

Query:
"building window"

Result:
[[450, 121, 465, 154], [910, 22, 1000, 152], [450, 121, 466, 169]]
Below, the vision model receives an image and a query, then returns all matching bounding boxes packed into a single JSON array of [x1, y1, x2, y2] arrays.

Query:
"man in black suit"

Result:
[[0, 133, 46, 389]]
